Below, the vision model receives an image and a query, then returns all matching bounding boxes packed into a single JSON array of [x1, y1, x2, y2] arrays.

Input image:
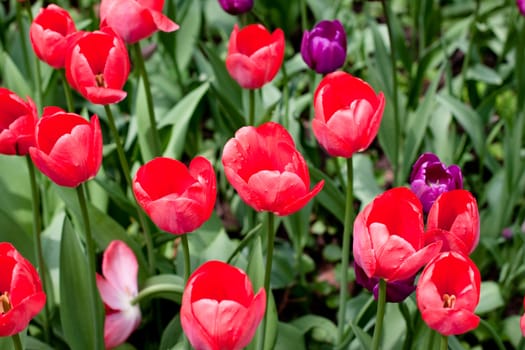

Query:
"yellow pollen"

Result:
[[0, 292, 11, 314], [442, 293, 456, 308]]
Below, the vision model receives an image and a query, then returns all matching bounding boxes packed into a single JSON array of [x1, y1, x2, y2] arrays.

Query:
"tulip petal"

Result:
[[103, 307, 142, 349], [102, 241, 139, 297]]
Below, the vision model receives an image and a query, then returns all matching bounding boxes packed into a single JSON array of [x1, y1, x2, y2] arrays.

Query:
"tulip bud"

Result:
[[218, 0, 253, 15], [301, 20, 347, 74]]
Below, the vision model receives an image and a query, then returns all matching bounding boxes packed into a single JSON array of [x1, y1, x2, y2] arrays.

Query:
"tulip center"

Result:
[[0, 292, 12, 314], [442, 293, 456, 308], [95, 74, 106, 88]]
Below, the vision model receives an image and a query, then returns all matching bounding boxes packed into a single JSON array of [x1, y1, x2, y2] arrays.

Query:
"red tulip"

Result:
[[65, 27, 130, 105], [225, 24, 285, 89], [416, 251, 480, 336], [29, 107, 103, 187], [222, 122, 324, 216], [133, 156, 217, 235], [30, 4, 77, 69], [100, 0, 179, 44], [0, 243, 46, 336], [353, 187, 442, 282], [180, 260, 266, 350], [0, 88, 38, 156], [312, 71, 385, 158], [96, 240, 141, 349], [426, 189, 480, 255]]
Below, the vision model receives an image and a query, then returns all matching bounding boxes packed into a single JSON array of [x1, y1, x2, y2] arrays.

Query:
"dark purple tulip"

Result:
[[354, 262, 416, 303], [217, 0, 253, 15], [301, 20, 347, 74], [409, 153, 463, 213], [518, 0, 525, 16]]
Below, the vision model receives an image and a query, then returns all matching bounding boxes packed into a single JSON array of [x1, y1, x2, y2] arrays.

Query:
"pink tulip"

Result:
[[96, 241, 141, 349]]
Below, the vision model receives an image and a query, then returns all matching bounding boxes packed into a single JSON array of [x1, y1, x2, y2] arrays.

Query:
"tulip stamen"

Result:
[[0, 292, 12, 313], [442, 293, 456, 308], [95, 74, 106, 88]]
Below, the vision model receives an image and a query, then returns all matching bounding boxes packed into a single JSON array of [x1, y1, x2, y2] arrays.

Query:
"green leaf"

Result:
[[159, 314, 184, 350], [274, 322, 306, 350], [52, 185, 149, 279], [174, 0, 201, 72], [466, 63, 503, 85], [135, 78, 156, 162], [162, 82, 210, 159], [59, 217, 105, 350], [476, 281, 504, 314], [1, 50, 31, 98], [309, 166, 345, 222], [138, 274, 185, 303], [349, 321, 372, 350], [290, 315, 337, 344], [353, 154, 382, 207]]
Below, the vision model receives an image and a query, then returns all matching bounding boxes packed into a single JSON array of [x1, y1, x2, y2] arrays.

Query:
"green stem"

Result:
[[248, 89, 255, 126], [16, 2, 31, 83], [131, 283, 184, 305], [259, 212, 276, 350], [11, 333, 23, 350], [371, 279, 387, 350], [280, 64, 290, 130], [60, 69, 75, 112], [336, 157, 354, 345], [440, 334, 448, 350], [75, 184, 103, 349], [381, 0, 401, 186], [22, 2, 43, 112], [103, 105, 156, 275], [132, 42, 161, 156], [300, 0, 307, 32], [181, 235, 191, 282], [25, 156, 50, 343]]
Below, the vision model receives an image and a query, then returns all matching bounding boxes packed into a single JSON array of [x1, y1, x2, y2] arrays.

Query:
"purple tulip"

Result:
[[301, 20, 347, 74], [217, 0, 253, 15], [409, 153, 463, 213], [518, 0, 525, 16], [354, 262, 416, 303]]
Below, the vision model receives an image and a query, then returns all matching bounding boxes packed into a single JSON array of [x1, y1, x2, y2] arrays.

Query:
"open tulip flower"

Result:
[[96, 240, 141, 349], [180, 260, 266, 350], [29, 4, 77, 69], [0, 88, 38, 156], [416, 251, 481, 336], [312, 71, 385, 158], [29, 107, 103, 187], [301, 20, 347, 74], [353, 187, 442, 282], [426, 189, 480, 255], [410, 152, 463, 213], [0, 243, 46, 337], [225, 24, 285, 89], [100, 0, 179, 44], [65, 27, 130, 105], [222, 122, 324, 216], [133, 156, 217, 235]]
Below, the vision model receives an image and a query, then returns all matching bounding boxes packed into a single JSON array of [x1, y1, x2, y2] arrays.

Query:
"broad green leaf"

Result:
[[274, 322, 306, 350], [290, 315, 337, 344], [0, 155, 32, 234], [309, 166, 345, 222], [1, 51, 31, 98], [174, 0, 201, 72], [0, 207, 33, 263], [135, 78, 157, 162], [466, 63, 503, 85], [476, 281, 504, 314], [159, 314, 184, 350], [138, 274, 185, 303], [349, 321, 372, 350], [162, 82, 210, 159], [59, 217, 105, 350], [353, 154, 382, 207], [52, 185, 149, 279]]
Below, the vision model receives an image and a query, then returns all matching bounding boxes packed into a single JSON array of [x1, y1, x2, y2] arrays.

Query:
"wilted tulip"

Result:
[[29, 107, 103, 187], [312, 71, 385, 158], [301, 20, 347, 74], [226, 24, 285, 89], [353, 187, 442, 282], [409, 152, 463, 213], [0, 243, 46, 337], [133, 156, 217, 235], [416, 251, 480, 336], [96, 240, 141, 349], [222, 122, 324, 216], [181, 260, 266, 350], [30, 4, 77, 68], [0, 88, 38, 156]]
